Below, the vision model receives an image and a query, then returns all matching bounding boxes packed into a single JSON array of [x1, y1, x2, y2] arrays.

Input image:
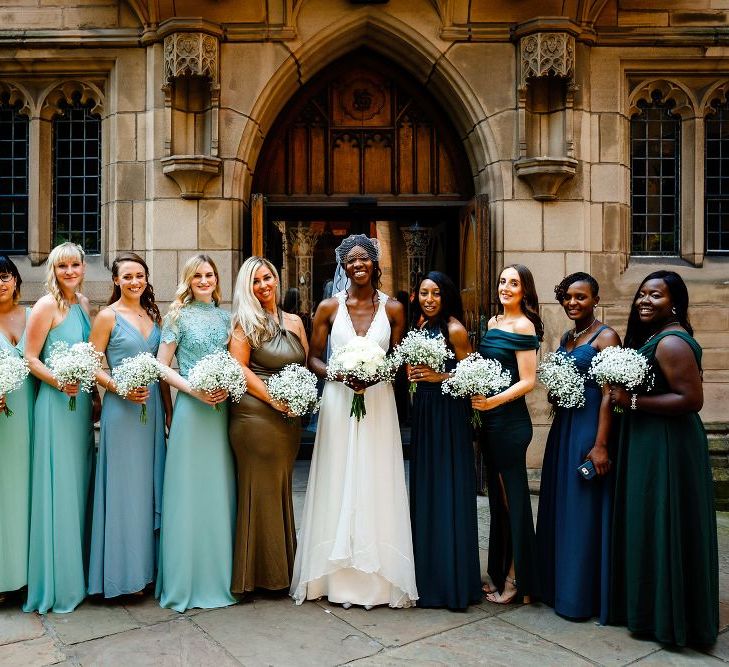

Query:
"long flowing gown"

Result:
[[228, 310, 305, 593], [609, 330, 718, 646], [478, 328, 540, 601], [409, 325, 481, 610], [24, 304, 94, 614], [156, 301, 236, 612], [537, 326, 612, 622], [291, 290, 418, 608], [0, 308, 34, 594], [88, 312, 166, 597]]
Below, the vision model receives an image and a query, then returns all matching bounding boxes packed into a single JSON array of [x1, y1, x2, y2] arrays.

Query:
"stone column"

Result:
[[400, 224, 431, 297], [288, 224, 322, 317], [272, 220, 289, 293]]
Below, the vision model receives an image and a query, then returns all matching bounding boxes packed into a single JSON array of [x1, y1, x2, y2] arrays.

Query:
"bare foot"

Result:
[[485, 576, 518, 605]]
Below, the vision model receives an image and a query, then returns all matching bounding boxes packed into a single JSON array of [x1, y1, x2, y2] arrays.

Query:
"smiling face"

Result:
[[190, 262, 217, 302], [54, 256, 85, 294], [343, 246, 373, 286], [114, 261, 147, 302], [252, 263, 277, 307], [635, 278, 674, 327], [0, 271, 17, 306], [498, 267, 523, 308], [419, 278, 442, 320], [561, 280, 598, 322]]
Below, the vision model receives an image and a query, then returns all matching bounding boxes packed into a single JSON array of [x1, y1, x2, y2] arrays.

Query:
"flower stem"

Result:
[[68, 395, 76, 411], [140, 404, 147, 424]]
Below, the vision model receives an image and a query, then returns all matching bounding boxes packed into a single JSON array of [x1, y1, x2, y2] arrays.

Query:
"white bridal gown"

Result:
[[290, 290, 418, 608]]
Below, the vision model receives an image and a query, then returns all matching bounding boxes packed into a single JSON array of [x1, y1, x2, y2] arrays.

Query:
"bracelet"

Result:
[[630, 393, 638, 411]]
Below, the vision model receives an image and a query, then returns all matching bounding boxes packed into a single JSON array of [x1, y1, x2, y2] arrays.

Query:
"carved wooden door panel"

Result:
[[459, 194, 490, 347]]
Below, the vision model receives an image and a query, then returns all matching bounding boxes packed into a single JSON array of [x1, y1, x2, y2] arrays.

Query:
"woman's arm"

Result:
[[387, 299, 406, 349], [156, 340, 223, 407]]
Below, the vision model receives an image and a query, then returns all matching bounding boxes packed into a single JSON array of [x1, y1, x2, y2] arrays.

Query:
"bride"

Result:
[[290, 234, 418, 609]]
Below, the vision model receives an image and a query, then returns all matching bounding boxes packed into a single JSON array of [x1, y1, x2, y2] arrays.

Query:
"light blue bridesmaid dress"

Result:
[[156, 300, 236, 612], [24, 304, 94, 614], [0, 308, 34, 594], [88, 310, 166, 597]]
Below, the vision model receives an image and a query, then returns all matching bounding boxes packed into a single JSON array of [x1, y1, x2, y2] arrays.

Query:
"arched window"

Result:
[[630, 91, 681, 255], [53, 94, 101, 253], [0, 96, 29, 254], [705, 96, 729, 254]]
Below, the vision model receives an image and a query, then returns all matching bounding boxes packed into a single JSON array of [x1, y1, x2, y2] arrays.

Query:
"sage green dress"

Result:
[[0, 308, 34, 594], [610, 330, 718, 646]]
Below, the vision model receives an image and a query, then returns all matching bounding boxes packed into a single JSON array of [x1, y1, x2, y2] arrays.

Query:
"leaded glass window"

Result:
[[0, 97, 29, 254], [705, 98, 729, 254], [53, 95, 101, 253], [630, 93, 681, 255]]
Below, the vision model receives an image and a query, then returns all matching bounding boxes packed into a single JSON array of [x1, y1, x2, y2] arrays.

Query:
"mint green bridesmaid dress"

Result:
[[0, 308, 34, 594], [24, 304, 94, 614]]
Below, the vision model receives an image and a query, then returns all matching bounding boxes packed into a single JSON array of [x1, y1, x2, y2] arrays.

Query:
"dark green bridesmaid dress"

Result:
[[478, 328, 540, 601], [610, 330, 718, 646]]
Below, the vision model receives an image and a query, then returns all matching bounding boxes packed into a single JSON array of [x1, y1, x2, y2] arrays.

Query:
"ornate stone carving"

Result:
[[272, 220, 289, 294], [338, 77, 387, 121], [164, 32, 219, 84], [40, 80, 105, 120], [160, 155, 221, 199], [628, 79, 695, 120], [0, 81, 31, 117], [288, 225, 323, 316], [520, 32, 575, 86], [400, 225, 431, 296]]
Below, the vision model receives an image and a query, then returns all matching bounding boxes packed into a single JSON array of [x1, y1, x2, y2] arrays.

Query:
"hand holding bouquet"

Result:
[[188, 350, 247, 411], [0, 350, 30, 417], [112, 352, 168, 424], [266, 363, 320, 418], [538, 351, 586, 413], [588, 346, 653, 413], [392, 329, 454, 393], [442, 353, 512, 427], [46, 341, 103, 411], [326, 336, 395, 421]]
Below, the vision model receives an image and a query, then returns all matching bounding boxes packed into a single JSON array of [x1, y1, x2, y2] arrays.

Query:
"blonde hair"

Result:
[[231, 256, 281, 349], [45, 242, 85, 311], [167, 254, 222, 325]]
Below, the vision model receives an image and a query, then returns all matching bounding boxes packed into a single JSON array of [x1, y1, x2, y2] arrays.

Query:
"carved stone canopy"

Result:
[[164, 32, 219, 84], [520, 32, 575, 86]]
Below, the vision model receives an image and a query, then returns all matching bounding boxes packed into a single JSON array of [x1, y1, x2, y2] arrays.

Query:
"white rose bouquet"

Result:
[[441, 353, 512, 428], [188, 350, 247, 411], [0, 350, 30, 418], [538, 351, 586, 414], [112, 352, 168, 424], [266, 363, 320, 418], [588, 346, 654, 413], [326, 336, 395, 421], [392, 329, 454, 393], [46, 340, 103, 411]]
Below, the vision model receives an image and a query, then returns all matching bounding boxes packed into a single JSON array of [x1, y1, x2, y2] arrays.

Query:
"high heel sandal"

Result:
[[482, 574, 497, 594], [485, 575, 518, 605]]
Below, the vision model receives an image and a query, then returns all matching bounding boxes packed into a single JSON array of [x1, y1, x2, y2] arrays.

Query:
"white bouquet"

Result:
[[266, 363, 320, 418], [392, 329, 454, 393], [112, 352, 168, 424], [326, 336, 395, 421], [441, 353, 512, 428], [188, 350, 247, 411], [588, 345, 654, 413], [0, 350, 30, 418], [538, 351, 586, 413], [46, 341, 102, 411]]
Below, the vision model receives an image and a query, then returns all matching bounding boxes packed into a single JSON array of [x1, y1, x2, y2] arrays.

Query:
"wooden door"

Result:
[[459, 193, 490, 346]]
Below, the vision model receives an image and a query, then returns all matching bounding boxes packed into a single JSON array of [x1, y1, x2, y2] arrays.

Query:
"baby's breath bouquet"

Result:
[[588, 346, 654, 413], [538, 351, 586, 415], [266, 363, 320, 418], [441, 353, 512, 428], [112, 352, 168, 424], [188, 350, 247, 411], [46, 341, 103, 411], [326, 336, 395, 421], [392, 329, 454, 393], [0, 350, 30, 418]]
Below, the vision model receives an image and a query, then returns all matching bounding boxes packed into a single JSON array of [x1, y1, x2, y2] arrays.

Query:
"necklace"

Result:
[[645, 320, 680, 344], [572, 318, 596, 340]]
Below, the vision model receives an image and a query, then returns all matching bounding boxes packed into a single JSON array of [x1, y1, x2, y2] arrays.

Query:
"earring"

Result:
[[672, 307, 677, 315]]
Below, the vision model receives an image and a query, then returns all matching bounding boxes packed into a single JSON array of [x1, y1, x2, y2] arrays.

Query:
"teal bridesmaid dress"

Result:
[[156, 301, 236, 612], [88, 311, 166, 597], [0, 308, 34, 594], [24, 304, 94, 614]]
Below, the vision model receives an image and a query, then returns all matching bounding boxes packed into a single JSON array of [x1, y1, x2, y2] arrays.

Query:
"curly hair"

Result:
[[554, 272, 600, 303]]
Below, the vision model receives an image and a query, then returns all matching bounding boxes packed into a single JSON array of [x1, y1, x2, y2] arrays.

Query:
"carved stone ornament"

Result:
[[164, 32, 219, 84], [513, 156, 578, 201], [160, 155, 221, 199], [520, 32, 575, 85], [400, 225, 431, 295]]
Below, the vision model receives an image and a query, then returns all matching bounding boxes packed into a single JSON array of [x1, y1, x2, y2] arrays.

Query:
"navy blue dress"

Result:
[[536, 326, 613, 622], [409, 326, 481, 610]]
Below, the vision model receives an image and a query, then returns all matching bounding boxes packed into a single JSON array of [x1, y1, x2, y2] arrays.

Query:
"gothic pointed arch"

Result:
[[628, 79, 696, 120]]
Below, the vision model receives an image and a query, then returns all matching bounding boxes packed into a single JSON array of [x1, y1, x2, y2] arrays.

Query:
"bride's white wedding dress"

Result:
[[290, 290, 418, 608]]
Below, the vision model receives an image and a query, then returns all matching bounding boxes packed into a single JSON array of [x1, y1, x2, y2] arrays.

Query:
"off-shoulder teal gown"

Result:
[[24, 304, 94, 614], [156, 301, 236, 612], [0, 308, 34, 594], [478, 328, 540, 601]]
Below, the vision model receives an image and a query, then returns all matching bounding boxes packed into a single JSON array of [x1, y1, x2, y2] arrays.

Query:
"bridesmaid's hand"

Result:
[[586, 444, 611, 476], [471, 394, 495, 412], [408, 364, 442, 383], [190, 387, 228, 406], [0, 394, 5, 412], [546, 392, 558, 407], [164, 409, 172, 434], [59, 380, 80, 397], [92, 391, 102, 423], [125, 386, 150, 405], [608, 386, 631, 409], [269, 397, 294, 417]]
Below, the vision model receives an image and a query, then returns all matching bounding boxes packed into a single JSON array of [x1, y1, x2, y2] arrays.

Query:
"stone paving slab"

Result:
[[632, 647, 724, 664], [0, 635, 65, 667], [0, 608, 44, 646], [45, 600, 139, 645]]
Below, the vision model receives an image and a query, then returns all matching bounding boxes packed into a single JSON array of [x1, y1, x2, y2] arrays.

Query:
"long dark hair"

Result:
[[625, 270, 692, 349], [0, 254, 22, 304], [108, 252, 161, 324], [496, 264, 544, 340], [410, 271, 464, 349]]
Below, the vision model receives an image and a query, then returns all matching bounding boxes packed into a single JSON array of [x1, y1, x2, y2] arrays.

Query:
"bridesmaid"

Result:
[[407, 271, 481, 610], [24, 242, 95, 614], [88, 253, 167, 598], [0, 256, 34, 602], [609, 271, 718, 646], [155, 254, 236, 612], [536, 272, 620, 622], [228, 256, 309, 595], [472, 264, 542, 604]]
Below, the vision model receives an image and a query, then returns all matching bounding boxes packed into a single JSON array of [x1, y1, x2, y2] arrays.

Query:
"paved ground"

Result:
[[2, 461, 729, 666]]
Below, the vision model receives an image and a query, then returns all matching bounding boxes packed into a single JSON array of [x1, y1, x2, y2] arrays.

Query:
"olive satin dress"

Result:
[[478, 328, 540, 601], [228, 311, 305, 593]]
